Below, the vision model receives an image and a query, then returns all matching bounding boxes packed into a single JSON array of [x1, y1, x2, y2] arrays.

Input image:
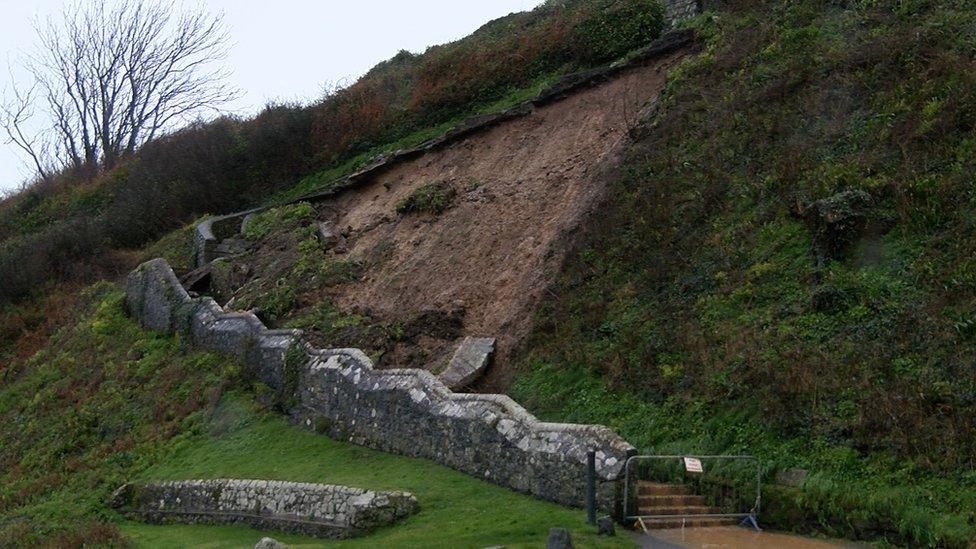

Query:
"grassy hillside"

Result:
[[513, 1, 976, 547], [4, 0, 976, 547], [0, 285, 234, 546], [0, 285, 624, 547], [119, 400, 625, 548]]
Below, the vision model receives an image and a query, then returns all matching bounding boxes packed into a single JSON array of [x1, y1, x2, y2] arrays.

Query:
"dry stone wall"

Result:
[[125, 258, 635, 511], [111, 479, 418, 538]]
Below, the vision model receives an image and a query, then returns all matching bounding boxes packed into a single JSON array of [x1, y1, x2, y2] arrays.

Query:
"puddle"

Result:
[[634, 526, 864, 548]]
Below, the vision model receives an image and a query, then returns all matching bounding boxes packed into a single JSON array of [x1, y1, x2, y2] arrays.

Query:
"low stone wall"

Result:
[[191, 30, 697, 268], [111, 479, 418, 538], [125, 259, 636, 511]]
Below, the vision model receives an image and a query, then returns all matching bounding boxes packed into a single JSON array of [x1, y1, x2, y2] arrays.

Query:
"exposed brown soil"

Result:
[[305, 50, 688, 389]]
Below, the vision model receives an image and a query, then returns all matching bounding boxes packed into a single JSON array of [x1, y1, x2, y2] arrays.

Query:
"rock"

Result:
[[438, 337, 494, 390], [316, 221, 341, 249], [254, 537, 287, 549], [181, 263, 214, 293], [597, 515, 615, 536], [108, 483, 133, 508], [240, 213, 257, 234], [214, 237, 251, 257], [547, 527, 573, 549], [795, 189, 873, 266], [775, 468, 808, 487]]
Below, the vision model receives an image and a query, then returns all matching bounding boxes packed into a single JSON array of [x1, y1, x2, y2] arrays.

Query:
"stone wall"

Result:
[[663, 0, 701, 26], [111, 479, 418, 538], [125, 258, 636, 511], [191, 30, 697, 268]]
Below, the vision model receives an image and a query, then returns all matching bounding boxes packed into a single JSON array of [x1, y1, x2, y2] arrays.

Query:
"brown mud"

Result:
[[306, 50, 688, 389]]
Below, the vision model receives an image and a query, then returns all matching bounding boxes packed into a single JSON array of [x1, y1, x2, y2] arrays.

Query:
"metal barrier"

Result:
[[623, 454, 762, 532]]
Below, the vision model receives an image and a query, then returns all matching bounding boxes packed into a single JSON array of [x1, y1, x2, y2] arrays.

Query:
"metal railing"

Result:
[[623, 454, 762, 532]]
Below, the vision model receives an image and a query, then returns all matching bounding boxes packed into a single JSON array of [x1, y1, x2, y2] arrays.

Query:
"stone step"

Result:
[[636, 482, 689, 496], [638, 494, 706, 507], [639, 516, 738, 529], [637, 505, 720, 516]]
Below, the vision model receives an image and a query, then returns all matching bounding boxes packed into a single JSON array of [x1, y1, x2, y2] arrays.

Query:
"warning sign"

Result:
[[683, 457, 704, 473]]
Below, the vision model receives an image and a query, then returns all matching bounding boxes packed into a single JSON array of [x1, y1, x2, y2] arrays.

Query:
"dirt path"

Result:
[[314, 50, 687, 388]]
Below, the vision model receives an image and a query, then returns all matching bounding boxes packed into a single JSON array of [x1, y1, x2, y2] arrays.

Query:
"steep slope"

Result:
[[513, 1, 976, 547], [329, 53, 683, 377]]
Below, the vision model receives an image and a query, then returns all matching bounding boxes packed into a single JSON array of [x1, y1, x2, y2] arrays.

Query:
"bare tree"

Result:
[[1, 0, 237, 181]]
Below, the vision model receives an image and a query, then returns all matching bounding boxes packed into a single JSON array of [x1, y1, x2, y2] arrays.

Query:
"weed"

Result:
[[395, 181, 457, 215]]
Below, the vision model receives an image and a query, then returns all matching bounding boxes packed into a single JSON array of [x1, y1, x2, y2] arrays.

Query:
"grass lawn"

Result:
[[117, 396, 632, 548]]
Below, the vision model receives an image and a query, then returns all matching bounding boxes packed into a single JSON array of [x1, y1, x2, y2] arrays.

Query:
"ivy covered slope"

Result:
[[515, 1, 976, 547]]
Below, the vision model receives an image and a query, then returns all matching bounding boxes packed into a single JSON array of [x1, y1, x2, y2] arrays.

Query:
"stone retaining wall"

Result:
[[111, 479, 418, 538], [664, 0, 701, 26], [191, 30, 697, 267], [125, 258, 636, 511]]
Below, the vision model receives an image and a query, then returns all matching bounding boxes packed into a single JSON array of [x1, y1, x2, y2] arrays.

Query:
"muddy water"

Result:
[[635, 526, 864, 548]]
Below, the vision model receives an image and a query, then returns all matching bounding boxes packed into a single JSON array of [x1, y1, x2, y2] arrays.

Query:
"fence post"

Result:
[[586, 450, 596, 524]]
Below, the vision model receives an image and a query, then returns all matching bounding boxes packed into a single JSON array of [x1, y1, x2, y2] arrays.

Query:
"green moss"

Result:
[[139, 223, 197, 274]]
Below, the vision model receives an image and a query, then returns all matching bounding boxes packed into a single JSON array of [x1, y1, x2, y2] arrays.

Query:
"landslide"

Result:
[[207, 49, 689, 387]]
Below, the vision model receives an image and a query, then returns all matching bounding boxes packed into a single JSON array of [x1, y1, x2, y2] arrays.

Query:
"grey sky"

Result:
[[0, 0, 544, 192]]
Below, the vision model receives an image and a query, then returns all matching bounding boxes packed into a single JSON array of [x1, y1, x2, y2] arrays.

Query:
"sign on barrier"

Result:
[[622, 454, 762, 533]]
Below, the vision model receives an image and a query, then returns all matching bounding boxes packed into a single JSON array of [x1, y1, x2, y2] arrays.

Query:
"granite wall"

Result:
[[125, 258, 635, 511], [111, 479, 418, 538]]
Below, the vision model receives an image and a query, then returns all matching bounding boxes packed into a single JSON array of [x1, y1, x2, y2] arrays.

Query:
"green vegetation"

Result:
[[395, 181, 457, 215], [0, 285, 237, 545], [242, 202, 314, 241], [7, 0, 976, 546], [118, 397, 626, 548], [0, 0, 665, 304], [0, 283, 625, 547], [573, 0, 664, 64], [231, 202, 362, 322], [513, 1, 976, 547]]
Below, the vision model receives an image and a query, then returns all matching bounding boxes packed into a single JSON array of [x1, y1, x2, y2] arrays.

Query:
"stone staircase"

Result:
[[636, 481, 738, 529]]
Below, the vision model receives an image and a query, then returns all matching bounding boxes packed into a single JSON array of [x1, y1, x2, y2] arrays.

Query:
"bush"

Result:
[[573, 0, 665, 64], [395, 182, 456, 215], [0, 218, 107, 301]]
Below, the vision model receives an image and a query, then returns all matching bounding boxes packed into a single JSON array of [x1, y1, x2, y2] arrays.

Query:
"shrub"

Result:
[[573, 0, 666, 64], [395, 182, 457, 215], [241, 202, 314, 240]]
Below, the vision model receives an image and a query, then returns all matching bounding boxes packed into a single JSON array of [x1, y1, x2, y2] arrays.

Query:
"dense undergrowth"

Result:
[[514, 1, 976, 546], [0, 284, 236, 546]]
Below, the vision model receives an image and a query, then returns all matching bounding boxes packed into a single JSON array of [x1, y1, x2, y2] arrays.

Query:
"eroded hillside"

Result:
[[203, 48, 689, 388]]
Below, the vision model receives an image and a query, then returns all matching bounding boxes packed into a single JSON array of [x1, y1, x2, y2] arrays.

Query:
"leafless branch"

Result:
[[1, 0, 238, 179]]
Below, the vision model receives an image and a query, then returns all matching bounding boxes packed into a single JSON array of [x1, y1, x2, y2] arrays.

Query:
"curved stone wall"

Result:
[[112, 479, 418, 538], [125, 258, 635, 511]]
